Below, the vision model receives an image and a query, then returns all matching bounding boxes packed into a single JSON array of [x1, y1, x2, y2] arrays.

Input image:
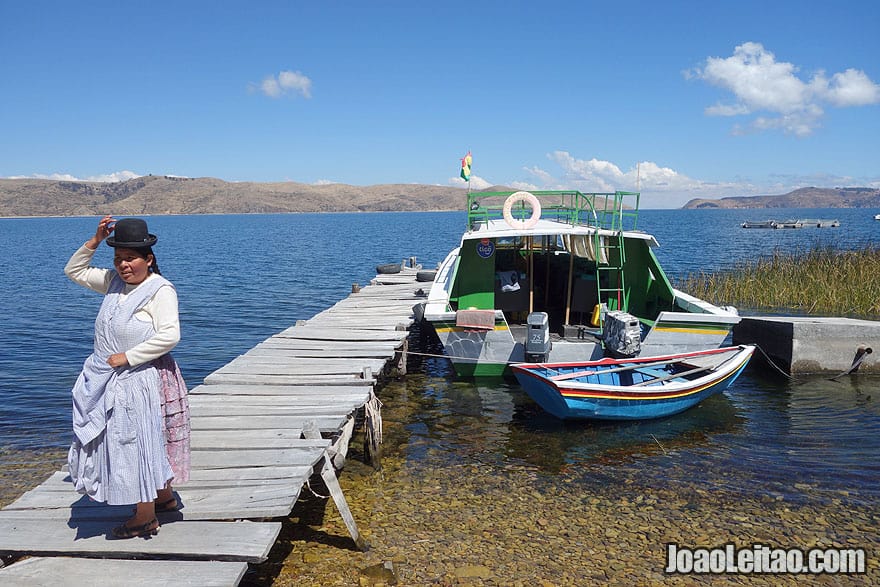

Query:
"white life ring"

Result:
[[502, 191, 542, 229]]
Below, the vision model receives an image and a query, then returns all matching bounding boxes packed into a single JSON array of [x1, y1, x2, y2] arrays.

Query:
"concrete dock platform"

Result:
[[733, 316, 879, 375]]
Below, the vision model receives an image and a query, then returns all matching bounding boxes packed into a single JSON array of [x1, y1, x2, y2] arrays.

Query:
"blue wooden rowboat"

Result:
[[510, 345, 755, 420]]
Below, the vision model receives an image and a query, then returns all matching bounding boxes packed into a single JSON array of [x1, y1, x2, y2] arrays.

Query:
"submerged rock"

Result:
[[359, 561, 397, 586]]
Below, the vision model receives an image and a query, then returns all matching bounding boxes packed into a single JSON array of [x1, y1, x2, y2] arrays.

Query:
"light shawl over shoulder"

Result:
[[65, 244, 181, 365]]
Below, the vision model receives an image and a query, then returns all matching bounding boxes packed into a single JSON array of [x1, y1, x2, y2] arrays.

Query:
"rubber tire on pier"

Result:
[[376, 263, 402, 274], [416, 270, 436, 282]]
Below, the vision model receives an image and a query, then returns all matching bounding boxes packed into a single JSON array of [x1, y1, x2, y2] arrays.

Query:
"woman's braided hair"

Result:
[[138, 247, 162, 276]]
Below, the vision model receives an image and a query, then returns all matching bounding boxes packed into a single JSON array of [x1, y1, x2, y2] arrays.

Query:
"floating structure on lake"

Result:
[[741, 220, 777, 229], [741, 218, 840, 229]]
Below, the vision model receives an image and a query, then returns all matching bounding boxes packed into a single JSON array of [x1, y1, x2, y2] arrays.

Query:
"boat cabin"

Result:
[[445, 191, 678, 337]]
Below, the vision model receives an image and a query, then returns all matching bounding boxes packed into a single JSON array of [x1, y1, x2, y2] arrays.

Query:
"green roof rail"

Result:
[[465, 190, 639, 231]]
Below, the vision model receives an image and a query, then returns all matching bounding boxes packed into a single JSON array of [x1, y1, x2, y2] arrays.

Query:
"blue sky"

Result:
[[2, 1, 878, 208]]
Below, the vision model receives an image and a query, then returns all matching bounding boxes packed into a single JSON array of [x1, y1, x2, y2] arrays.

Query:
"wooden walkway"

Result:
[[0, 264, 428, 585]]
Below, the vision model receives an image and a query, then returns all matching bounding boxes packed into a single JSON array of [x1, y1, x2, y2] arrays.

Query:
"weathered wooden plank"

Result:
[[4, 469, 305, 495], [0, 557, 248, 587], [216, 356, 387, 373], [191, 447, 326, 469], [1, 487, 301, 520], [273, 327, 408, 341], [243, 347, 396, 359], [4, 482, 299, 511], [312, 310, 413, 320], [189, 394, 361, 405], [186, 465, 314, 482], [190, 431, 323, 449], [189, 414, 348, 431], [188, 403, 362, 417], [329, 294, 423, 305], [256, 338, 400, 350], [0, 519, 281, 562], [228, 355, 391, 366], [189, 382, 373, 396], [304, 320, 412, 330], [306, 313, 412, 322], [203, 373, 372, 386], [370, 276, 421, 285]]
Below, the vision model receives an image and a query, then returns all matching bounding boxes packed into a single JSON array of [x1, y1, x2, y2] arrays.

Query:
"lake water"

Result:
[[1, 207, 879, 510]]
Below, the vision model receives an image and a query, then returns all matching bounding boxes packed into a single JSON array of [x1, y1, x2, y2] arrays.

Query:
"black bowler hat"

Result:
[[106, 218, 158, 248]]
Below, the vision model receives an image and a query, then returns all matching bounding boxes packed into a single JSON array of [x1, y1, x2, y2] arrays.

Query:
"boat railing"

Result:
[[466, 190, 640, 231]]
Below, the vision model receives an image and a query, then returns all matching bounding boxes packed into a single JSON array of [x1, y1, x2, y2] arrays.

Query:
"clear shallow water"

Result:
[[1, 208, 878, 507]]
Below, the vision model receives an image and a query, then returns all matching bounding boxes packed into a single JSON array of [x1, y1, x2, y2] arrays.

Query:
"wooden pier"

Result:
[[0, 263, 427, 585]]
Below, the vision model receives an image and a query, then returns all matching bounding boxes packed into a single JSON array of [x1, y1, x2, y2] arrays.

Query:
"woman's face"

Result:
[[113, 248, 153, 285]]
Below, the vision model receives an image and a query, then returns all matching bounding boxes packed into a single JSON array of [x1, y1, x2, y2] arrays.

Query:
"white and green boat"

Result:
[[423, 190, 740, 377]]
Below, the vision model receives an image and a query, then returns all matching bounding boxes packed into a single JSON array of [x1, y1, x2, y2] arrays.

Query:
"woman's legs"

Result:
[[112, 500, 159, 538], [155, 480, 177, 509]]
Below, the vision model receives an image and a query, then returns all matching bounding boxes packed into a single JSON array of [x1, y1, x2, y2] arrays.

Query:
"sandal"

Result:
[[111, 518, 159, 539], [155, 497, 179, 513]]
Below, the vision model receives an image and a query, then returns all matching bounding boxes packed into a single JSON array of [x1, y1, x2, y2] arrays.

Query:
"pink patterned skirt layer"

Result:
[[153, 353, 191, 483]]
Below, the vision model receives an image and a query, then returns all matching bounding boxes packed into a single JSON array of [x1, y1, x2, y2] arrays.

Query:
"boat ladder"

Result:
[[593, 191, 638, 320]]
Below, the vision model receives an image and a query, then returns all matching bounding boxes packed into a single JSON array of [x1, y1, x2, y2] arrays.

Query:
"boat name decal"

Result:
[[476, 238, 495, 259]]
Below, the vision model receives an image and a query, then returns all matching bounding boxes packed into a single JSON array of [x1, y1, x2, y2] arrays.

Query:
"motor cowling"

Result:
[[525, 311, 551, 362], [602, 310, 641, 358]]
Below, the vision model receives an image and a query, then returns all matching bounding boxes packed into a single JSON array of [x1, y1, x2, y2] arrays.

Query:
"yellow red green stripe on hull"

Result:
[[652, 321, 732, 335], [558, 355, 750, 401]]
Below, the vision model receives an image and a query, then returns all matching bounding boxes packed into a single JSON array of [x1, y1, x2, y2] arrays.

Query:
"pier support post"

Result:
[[303, 420, 367, 551], [364, 390, 383, 470], [394, 335, 409, 377]]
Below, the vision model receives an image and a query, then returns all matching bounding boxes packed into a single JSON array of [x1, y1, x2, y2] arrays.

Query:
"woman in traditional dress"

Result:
[[65, 215, 190, 539]]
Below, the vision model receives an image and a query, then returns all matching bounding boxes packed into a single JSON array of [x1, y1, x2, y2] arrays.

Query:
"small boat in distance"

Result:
[[774, 219, 804, 229], [741, 220, 776, 229], [874, 214, 880, 221], [511, 345, 755, 420]]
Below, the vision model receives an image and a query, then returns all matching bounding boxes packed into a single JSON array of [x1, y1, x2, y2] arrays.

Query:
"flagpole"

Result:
[[460, 149, 472, 195], [467, 148, 471, 195]]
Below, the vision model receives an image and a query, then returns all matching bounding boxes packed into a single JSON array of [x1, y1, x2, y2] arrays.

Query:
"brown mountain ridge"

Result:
[[0, 175, 469, 217], [1, 177, 878, 217], [683, 187, 880, 209]]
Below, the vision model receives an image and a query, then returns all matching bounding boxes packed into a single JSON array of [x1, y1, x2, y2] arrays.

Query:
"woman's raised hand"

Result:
[[87, 215, 115, 249]]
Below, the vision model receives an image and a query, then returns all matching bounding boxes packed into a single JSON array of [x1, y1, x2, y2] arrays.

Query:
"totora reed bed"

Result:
[[677, 244, 880, 317]]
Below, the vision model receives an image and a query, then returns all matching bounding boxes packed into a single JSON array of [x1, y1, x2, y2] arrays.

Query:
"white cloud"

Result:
[[450, 175, 491, 190], [814, 68, 880, 107], [516, 151, 761, 207], [4, 170, 142, 182], [689, 42, 880, 136], [254, 70, 313, 99]]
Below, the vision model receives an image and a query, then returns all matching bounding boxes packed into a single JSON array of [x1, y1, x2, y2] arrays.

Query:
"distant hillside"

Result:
[[0, 176, 470, 217], [682, 187, 880, 209]]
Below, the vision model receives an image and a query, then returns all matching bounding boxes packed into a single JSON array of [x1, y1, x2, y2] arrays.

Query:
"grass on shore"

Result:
[[676, 244, 880, 317]]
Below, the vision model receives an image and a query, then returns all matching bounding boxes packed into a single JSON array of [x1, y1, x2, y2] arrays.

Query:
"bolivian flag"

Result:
[[460, 151, 472, 181]]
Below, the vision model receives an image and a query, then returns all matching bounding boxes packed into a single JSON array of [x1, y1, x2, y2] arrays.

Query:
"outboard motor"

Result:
[[525, 311, 551, 362], [602, 310, 641, 358]]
